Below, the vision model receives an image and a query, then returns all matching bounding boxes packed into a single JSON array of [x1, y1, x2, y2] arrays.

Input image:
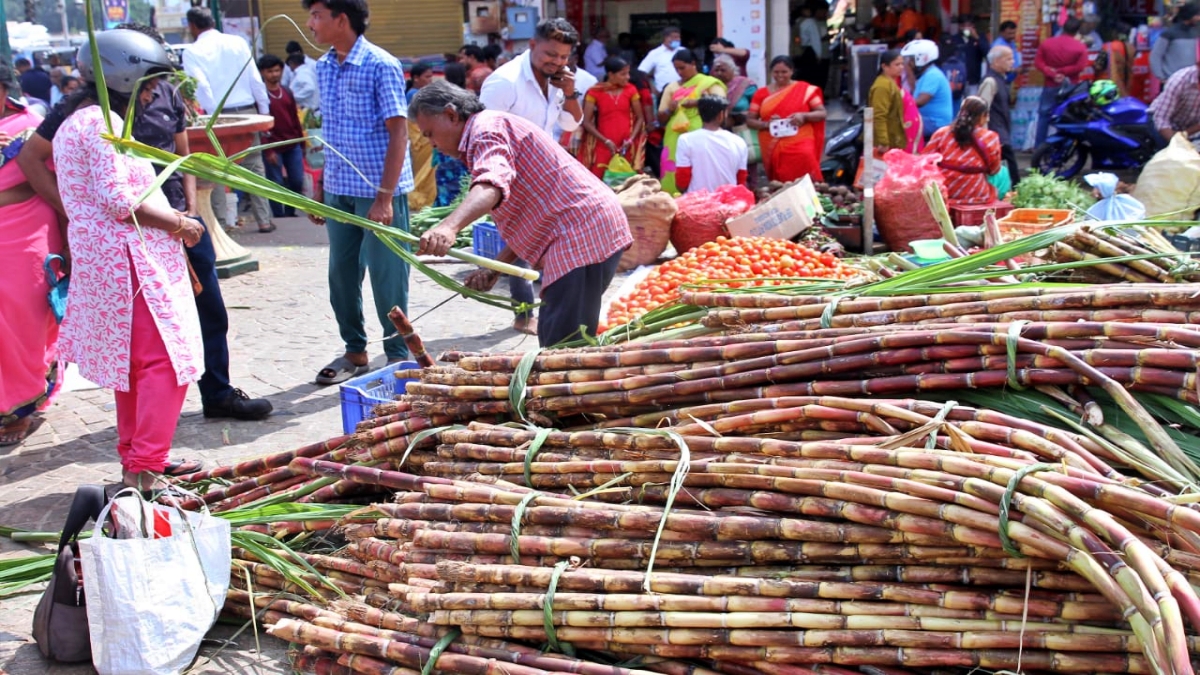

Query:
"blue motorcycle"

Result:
[[1031, 81, 1162, 179]]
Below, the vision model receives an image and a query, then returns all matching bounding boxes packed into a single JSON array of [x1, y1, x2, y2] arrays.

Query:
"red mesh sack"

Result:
[[874, 150, 947, 253], [670, 185, 756, 254]]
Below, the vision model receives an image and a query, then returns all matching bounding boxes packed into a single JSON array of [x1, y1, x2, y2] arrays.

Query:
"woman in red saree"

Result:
[[923, 96, 1002, 205], [579, 57, 646, 178], [746, 56, 827, 183], [0, 66, 65, 446]]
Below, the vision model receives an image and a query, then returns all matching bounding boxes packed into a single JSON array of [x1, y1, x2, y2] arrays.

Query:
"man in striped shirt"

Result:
[[411, 81, 632, 347]]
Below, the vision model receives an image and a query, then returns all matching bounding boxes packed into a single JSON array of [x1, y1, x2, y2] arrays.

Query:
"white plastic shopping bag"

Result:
[[79, 490, 231, 675]]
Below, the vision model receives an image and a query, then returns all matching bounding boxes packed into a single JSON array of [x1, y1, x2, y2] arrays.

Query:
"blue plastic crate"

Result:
[[472, 221, 506, 260], [338, 361, 419, 434]]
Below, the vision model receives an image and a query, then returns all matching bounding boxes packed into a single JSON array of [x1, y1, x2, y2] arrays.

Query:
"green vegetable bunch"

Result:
[[1010, 170, 1097, 214]]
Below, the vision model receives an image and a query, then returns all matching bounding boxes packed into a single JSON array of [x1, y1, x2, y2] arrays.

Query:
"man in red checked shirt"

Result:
[[1034, 17, 1091, 147], [412, 80, 632, 347]]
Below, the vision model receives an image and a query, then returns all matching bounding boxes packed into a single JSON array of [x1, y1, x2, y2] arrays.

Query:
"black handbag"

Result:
[[31, 484, 106, 663]]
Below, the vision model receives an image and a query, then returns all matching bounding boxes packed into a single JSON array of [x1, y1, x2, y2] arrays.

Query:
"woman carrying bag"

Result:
[[657, 49, 726, 194]]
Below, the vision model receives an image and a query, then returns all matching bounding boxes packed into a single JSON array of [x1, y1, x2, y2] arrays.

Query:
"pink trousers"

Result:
[[115, 286, 188, 474]]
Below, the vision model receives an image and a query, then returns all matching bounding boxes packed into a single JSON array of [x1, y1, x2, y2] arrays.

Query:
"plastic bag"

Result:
[[874, 149, 948, 253], [602, 155, 638, 188], [81, 490, 230, 675], [1132, 134, 1200, 218], [670, 184, 756, 254], [988, 165, 1012, 202], [1086, 172, 1146, 221], [615, 175, 677, 271]]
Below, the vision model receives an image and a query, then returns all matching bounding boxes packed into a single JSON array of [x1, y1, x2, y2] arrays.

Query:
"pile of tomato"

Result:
[[602, 236, 857, 332]]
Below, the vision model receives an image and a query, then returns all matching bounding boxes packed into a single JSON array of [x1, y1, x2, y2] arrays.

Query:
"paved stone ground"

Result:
[[0, 217, 557, 674]]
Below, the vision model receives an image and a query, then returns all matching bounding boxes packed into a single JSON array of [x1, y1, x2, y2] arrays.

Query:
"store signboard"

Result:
[[717, 0, 767, 86], [668, 0, 702, 11], [1000, 0, 1042, 86], [104, 0, 129, 29]]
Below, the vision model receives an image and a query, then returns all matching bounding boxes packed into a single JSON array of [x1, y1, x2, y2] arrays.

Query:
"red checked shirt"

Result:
[[1149, 66, 1200, 135], [460, 110, 632, 287]]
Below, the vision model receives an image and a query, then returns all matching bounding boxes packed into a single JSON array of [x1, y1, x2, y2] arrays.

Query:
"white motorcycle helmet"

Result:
[[901, 39, 940, 68]]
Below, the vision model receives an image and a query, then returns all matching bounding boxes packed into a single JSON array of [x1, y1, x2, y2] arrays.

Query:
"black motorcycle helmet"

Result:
[[75, 29, 176, 95]]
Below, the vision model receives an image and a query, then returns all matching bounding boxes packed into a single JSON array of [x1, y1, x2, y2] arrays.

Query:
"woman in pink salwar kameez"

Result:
[[53, 30, 207, 491], [0, 66, 65, 446]]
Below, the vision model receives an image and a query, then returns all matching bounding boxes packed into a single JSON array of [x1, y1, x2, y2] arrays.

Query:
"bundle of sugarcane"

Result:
[[172, 412, 468, 513], [224, 429, 1200, 675], [392, 317, 1200, 487], [1045, 227, 1200, 284]]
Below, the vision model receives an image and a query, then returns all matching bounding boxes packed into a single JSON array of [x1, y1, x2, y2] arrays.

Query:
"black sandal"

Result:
[[162, 458, 204, 476]]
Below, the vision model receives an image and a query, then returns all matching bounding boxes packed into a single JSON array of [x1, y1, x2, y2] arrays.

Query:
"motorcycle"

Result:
[[1031, 82, 1161, 179], [820, 108, 863, 186]]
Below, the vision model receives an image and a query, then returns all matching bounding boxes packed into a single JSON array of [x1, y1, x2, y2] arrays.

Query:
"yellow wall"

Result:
[[259, 0, 463, 59]]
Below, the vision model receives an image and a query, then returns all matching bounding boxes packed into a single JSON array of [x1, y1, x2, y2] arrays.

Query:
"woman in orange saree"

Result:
[[0, 67, 65, 446], [746, 56, 827, 183]]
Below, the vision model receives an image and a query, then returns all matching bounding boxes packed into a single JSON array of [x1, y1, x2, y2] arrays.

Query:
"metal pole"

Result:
[[59, 0, 70, 41], [0, 0, 10, 66], [209, 0, 223, 31], [862, 106, 875, 254]]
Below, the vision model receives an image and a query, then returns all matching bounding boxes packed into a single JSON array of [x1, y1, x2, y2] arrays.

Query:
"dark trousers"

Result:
[[264, 144, 305, 218], [538, 250, 623, 348], [187, 218, 234, 405], [1001, 144, 1020, 187], [509, 259, 535, 320]]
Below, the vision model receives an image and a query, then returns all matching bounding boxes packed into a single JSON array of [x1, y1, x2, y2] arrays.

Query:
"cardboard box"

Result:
[[725, 176, 824, 240]]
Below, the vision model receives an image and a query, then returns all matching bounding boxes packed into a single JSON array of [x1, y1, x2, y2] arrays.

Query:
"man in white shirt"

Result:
[[479, 17, 584, 138], [182, 7, 274, 231], [477, 17, 585, 335], [638, 26, 682, 96], [281, 40, 319, 88], [583, 28, 609, 80], [675, 95, 748, 193], [286, 52, 321, 111]]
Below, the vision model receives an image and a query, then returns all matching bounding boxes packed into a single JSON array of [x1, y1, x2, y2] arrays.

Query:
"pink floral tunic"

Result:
[[52, 106, 202, 391]]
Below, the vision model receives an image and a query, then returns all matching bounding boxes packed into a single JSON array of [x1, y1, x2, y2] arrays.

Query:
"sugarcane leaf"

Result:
[[420, 627, 462, 675], [84, 1, 112, 137], [103, 136, 540, 284], [233, 530, 346, 599], [523, 427, 553, 487], [541, 560, 576, 656], [227, 136, 307, 163], [509, 492, 539, 562], [508, 349, 541, 424], [398, 425, 464, 471], [855, 225, 1082, 295], [600, 427, 690, 592]]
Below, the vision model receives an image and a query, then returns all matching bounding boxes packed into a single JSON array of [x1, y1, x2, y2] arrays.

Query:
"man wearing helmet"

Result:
[[902, 39, 952, 141], [1148, 57, 1200, 142]]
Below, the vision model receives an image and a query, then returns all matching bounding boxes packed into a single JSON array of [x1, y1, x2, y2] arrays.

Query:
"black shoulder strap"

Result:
[[57, 485, 107, 550]]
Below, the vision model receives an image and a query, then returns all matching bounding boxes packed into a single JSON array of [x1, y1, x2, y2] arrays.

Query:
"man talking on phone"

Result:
[[477, 17, 584, 336], [479, 18, 584, 137]]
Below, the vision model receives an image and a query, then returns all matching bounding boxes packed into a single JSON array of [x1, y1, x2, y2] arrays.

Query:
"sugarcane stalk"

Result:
[[387, 307, 435, 368]]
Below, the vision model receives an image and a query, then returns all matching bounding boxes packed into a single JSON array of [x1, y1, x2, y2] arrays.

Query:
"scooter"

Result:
[[1031, 82, 1161, 179], [820, 108, 863, 186]]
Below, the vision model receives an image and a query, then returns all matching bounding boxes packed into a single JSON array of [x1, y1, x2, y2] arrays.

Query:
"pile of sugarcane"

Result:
[[195, 405, 1200, 675], [1044, 227, 1200, 283]]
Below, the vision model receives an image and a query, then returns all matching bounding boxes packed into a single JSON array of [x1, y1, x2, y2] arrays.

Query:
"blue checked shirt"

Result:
[[316, 36, 414, 198]]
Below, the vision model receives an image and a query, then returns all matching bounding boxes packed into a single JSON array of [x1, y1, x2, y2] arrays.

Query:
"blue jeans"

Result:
[[324, 193, 411, 360], [263, 144, 305, 218], [1035, 85, 1061, 148], [187, 218, 234, 405]]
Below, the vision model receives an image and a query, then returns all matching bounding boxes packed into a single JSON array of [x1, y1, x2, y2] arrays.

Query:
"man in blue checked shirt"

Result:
[[304, 0, 416, 385]]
